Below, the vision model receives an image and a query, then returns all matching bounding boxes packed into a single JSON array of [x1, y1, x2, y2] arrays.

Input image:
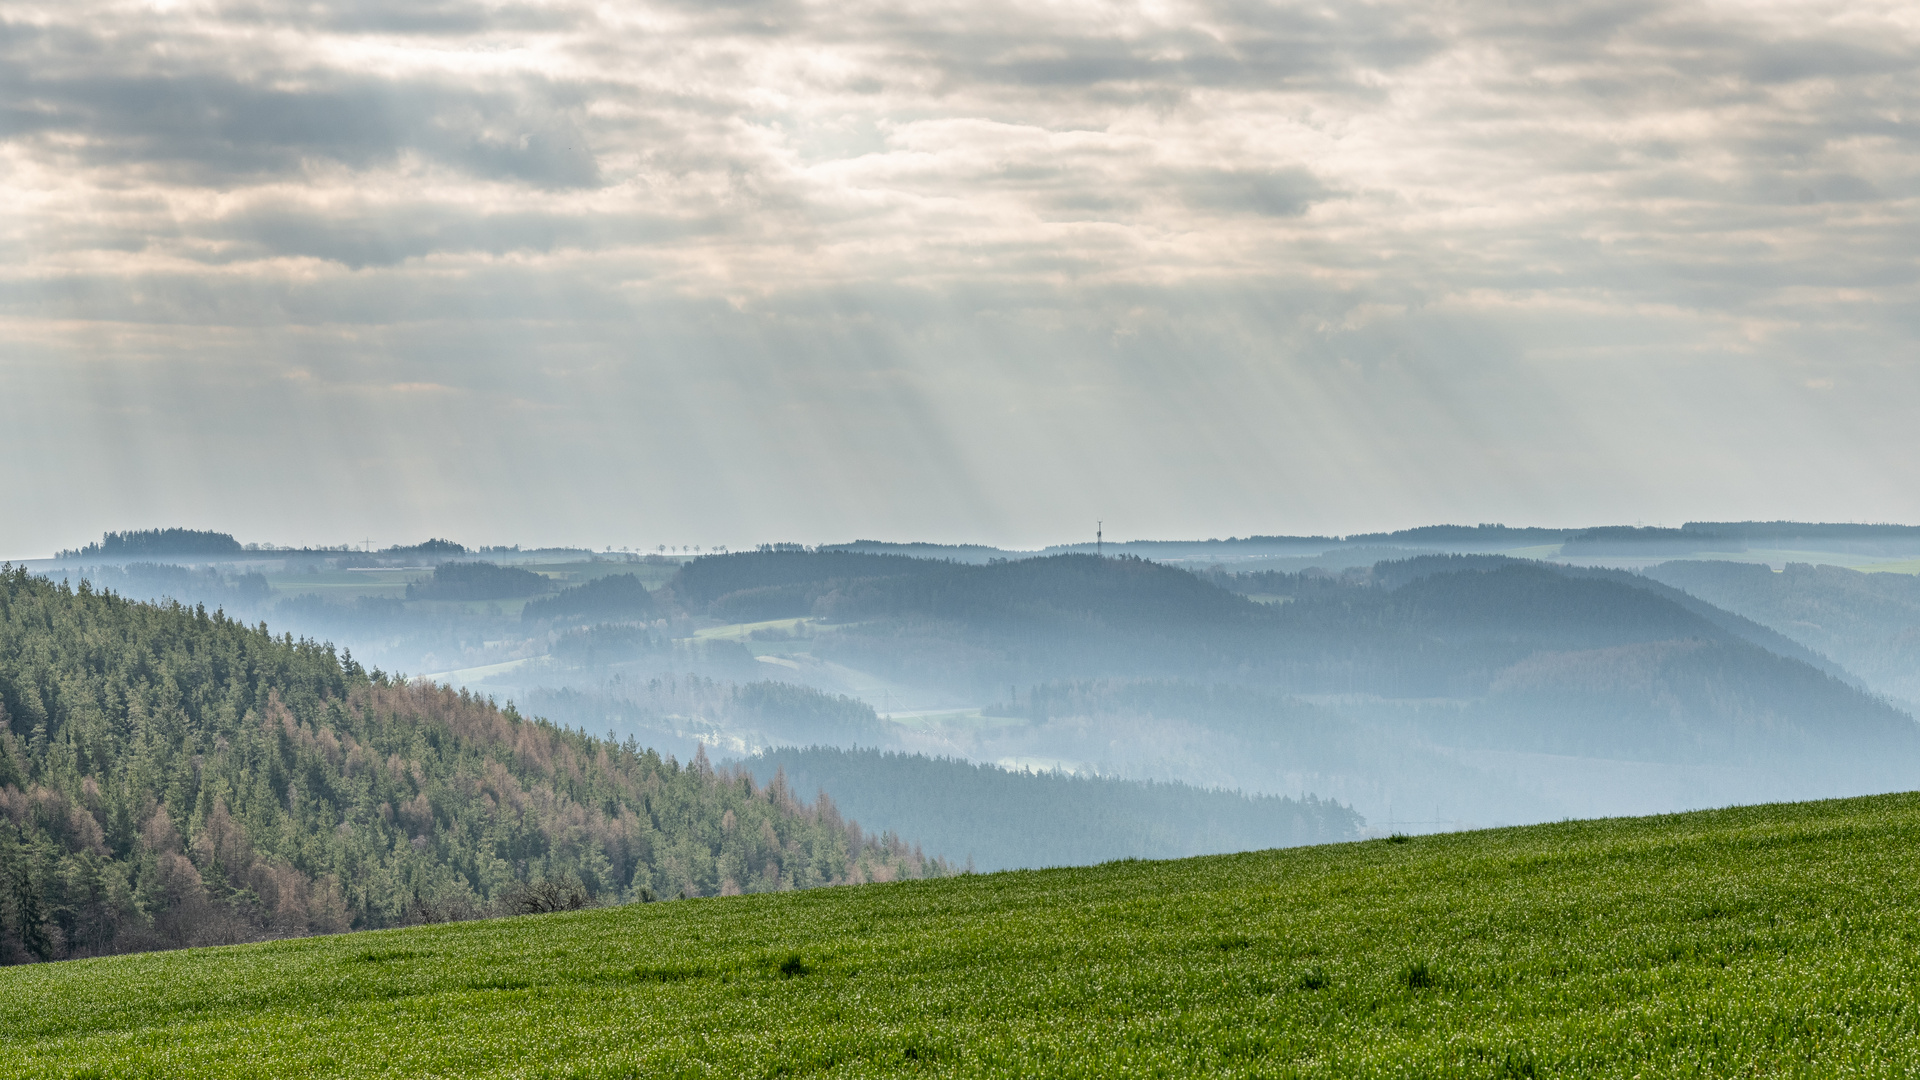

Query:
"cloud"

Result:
[[1178, 167, 1331, 217], [195, 202, 710, 268], [2, 0, 1919, 554], [1, 59, 602, 188]]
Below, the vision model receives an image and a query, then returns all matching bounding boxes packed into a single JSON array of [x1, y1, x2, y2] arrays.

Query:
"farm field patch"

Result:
[[1857, 558, 1920, 575], [694, 617, 814, 642]]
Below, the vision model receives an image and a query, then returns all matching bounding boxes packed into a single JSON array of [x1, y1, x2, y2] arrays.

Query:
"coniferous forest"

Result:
[[0, 566, 941, 964]]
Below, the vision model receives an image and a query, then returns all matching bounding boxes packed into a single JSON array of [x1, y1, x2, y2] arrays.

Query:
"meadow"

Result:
[[255, 559, 676, 603], [7, 792, 1920, 1077]]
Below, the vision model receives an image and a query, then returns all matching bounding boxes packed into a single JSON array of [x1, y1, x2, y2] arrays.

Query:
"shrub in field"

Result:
[[500, 879, 594, 916]]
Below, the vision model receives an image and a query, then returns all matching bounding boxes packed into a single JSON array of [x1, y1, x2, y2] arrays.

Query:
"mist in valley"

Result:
[[24, 522, 1920, 872]]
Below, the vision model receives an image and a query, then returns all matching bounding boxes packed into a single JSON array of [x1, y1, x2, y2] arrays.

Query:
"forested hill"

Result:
[[0, 566, 943, 964], [779, 551, 1888, 694], [1641, 560, 1920, 708], [670, 551, 1264, 630], [673, 551, 1920, 781], [665, 550, 951, 623]]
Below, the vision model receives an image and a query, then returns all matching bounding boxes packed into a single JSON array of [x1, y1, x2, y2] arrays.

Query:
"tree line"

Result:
[[57, 529, 244, 560]]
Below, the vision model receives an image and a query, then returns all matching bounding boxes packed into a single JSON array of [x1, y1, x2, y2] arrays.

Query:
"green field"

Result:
[[1858, 558, 1920, 575], [263, 567, 428, 600], [257, 560, 678, 605], [8, 793, 1920, 1077], [693, 617, 814, 643]]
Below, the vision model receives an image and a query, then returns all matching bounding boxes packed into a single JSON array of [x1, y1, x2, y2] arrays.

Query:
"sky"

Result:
[[3, 0, 1918, 556]]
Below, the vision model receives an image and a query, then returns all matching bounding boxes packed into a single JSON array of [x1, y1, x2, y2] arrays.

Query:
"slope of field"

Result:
[[8, 792, 1920, 1077]]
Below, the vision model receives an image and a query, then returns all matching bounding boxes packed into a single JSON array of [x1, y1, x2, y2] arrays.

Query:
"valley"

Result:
[[15, 523, 1920, 880]]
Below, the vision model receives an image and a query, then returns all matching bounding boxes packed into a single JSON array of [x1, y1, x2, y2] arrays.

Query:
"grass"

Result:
[[9, 793, 1920, 1077], [1644, 549, 1920, 573], [534, 560, 684, 589], [263, 569, 425, 600], [257, 560, 679, 607], [693, 617, 815, 642], [1857, 558, 1920, 575], [415, 656, 538, 685], [878, 707, 1027, 730]]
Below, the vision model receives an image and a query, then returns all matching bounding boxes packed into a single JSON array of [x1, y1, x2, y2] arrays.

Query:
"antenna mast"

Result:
[[1097, 521, 1102, 557]]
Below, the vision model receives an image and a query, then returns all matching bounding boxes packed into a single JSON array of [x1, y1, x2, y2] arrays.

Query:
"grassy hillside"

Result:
[[8, 792, 1920, 1076]]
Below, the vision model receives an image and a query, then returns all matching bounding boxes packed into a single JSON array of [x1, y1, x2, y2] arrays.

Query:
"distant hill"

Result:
[[1232, 554, 1851, 684], [819, 522, 1920, 565], [1040, 525, 1569, 560], [521, 573, 659, 624], [1643, 559, 1920, 706], [740, 747, 1360, 872], [805, 554, 1726, 679], [46, 563, 272, 617], [1342, 523, 1570, 547], [406, 561, 553, 601], [524, 679, 895, 759], [1683, 521, 1920, 555], [1560, 526, 1743, 555], [667, 550, 948, 617], [674, 551, 1261, 638], [818, 554, 1262, 631], [704, 552, 1920, 788], [818, 541, 1014, 564], [1247, 564, 1919, 770]]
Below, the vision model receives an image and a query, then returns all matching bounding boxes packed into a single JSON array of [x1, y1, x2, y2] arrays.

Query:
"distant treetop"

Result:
[[58, 528, 244, 560], [521, 573, 659, 623], [407, 560, 553, 601], [385, 538, 467, 557], [1682, 521, 1920, 540], [1343, 524, 1570, 546]]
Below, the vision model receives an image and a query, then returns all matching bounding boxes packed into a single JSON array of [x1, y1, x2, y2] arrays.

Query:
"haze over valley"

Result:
[[17, 519, 1920, 892], [9, 15, 1920, 1078]]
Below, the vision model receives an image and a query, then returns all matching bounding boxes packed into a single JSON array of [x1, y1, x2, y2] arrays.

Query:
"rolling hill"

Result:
[[671, 551, 1920, 771], [1644, 559, 1920, 708]]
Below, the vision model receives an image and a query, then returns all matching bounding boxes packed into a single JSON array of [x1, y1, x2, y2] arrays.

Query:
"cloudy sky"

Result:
[[3, 0, 1917, 555]]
